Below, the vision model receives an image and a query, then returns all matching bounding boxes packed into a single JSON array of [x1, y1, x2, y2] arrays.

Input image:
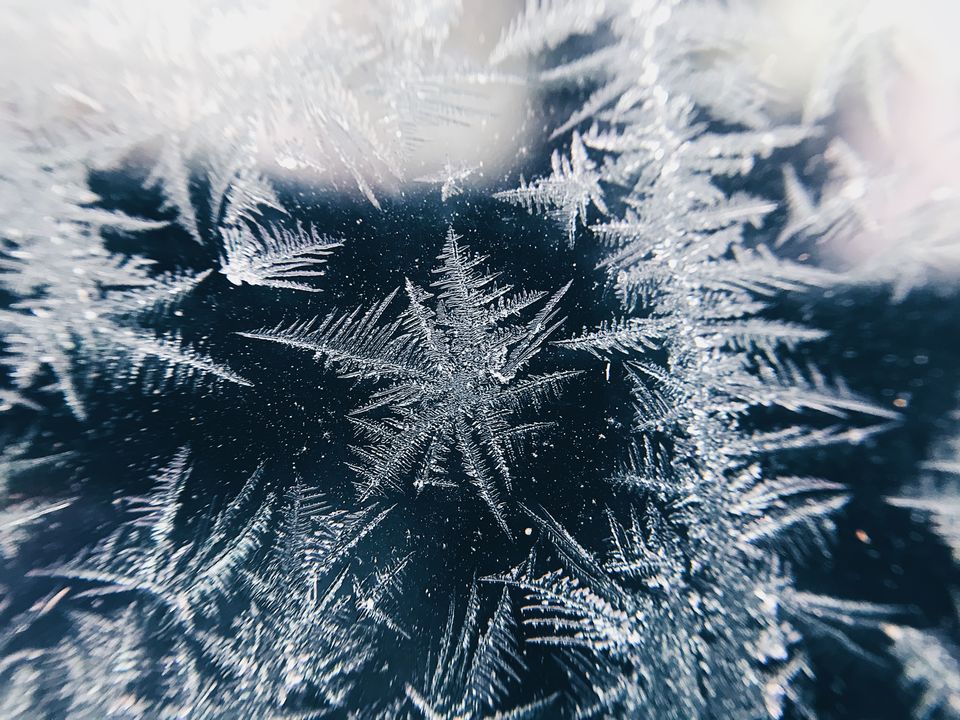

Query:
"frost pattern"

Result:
[[204, 480, 393, 714], [404, 585, 554, 719], [0, 229, 249, 419], [416, 161, 481, 203], [888, 421, 960, 563], [220, 221, 342, 293], [0, 439, 73, 562], [486, 0, 908, 715], [495, 131, 607, 247], [779, 139, 960, 300], [884, 624, 960, 720], [31, 448, 273, 631], [1, 1, 511, 237], [0, 1, 956, 718], [242, 228, 578, 535], [6, 451, 400, 717], [498, 483, 888, 719]]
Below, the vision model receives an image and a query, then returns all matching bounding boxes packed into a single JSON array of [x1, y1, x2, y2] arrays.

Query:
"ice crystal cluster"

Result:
[[1, 1, 959, 718]]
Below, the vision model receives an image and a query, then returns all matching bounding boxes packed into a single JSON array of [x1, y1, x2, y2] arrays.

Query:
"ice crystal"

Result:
[[405, 585, 554, 720], [888, 409, 960, 564], [416, 161, 481, 203], [501, 497, 888, 718], [884, 624, 960, 720], [0, 439, 73, 561], [205, 480, 390, 713], [242, 228, 578, 534], [220, 220, 342, 293], [31, 449, 272, 631], [495, 131, 607, 247], [0, 233, 249, 418], [779, 139, 960, 299], [482, 2, 912, 715], [44, 603, 199, 718], [489, 0, 608, 67]]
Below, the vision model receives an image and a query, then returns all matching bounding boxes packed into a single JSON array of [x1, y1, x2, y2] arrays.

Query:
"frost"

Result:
[[0, 498, 73, 563], [495, 131, 607, 247], [241, 228, 578, 535], [0, 235, 249, 419], [0, 1, 513, 230], [11, 455, 396, 717], [0, 0, 955, 717], [220, 221, 342, 293], [499, 491, 884, 717], [354, 554, 412, 640], [888, 411, 960, 563], [215, 167, 345, 292], [489, 0, 608, 66], [31, 449, 273, 631], [213, 165, 285, 231], [486, 5, 903, 708], [39, 603, 199, 718], [778, 140, 960, 299], [206, 480, 391, 713], [145, 135, 205, 244], [416, 161, 481, 202], [776, 140, 881, 261], [0, 439, 73, 560], [553, 317, 667, 358], [405, 584, 554, 719], [884, 624, 960, 720], [526, 0, 778, 137], [0, 93, 251, 419], [797, 2, 897, 131]]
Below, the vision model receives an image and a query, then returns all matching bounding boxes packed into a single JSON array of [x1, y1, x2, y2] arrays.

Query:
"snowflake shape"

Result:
[[242, 228, 577, 534]]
